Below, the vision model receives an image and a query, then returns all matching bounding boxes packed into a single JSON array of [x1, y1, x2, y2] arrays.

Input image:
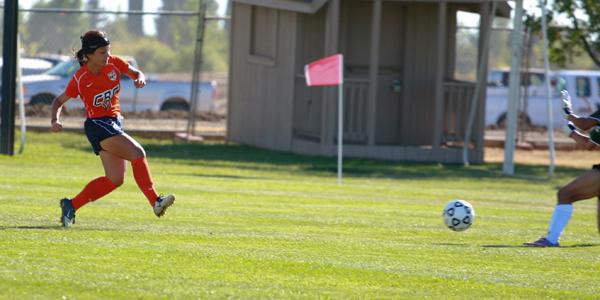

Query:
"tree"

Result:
[[526, 0, 600, 69], [128, 0, 144, 37], [23, 0, 89, 56], [87, 0, 99, 29], [156, 0, 218, 48], [155, 0, 228, 72]]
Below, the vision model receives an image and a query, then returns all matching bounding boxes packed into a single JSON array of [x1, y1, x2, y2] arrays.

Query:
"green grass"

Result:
[[1, 131, 599, 299]]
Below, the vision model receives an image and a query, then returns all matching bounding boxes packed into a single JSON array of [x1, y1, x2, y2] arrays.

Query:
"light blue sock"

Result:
[[546, 204, 573, 244]]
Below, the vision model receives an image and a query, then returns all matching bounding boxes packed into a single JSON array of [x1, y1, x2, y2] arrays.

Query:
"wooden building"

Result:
[[227, 0, 510, 163]]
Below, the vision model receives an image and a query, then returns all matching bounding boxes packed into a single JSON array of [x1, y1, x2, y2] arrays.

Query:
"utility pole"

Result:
[[1, 0, 19, 155]]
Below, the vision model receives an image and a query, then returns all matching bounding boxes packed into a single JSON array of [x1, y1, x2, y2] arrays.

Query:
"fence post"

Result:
[[186, 2, 207, 139]]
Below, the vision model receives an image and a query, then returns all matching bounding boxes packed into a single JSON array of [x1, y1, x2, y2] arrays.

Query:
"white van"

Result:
[[485, 68, 600, 129]]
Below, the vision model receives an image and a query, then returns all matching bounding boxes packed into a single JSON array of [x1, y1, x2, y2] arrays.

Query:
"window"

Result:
[[526, 73, 544, 87], [576, 76, 591, 97], [248, 6, 278, 66], [487, 71, 504, 87], [552, 76, 567, 91], [487, 70, 545, 88]]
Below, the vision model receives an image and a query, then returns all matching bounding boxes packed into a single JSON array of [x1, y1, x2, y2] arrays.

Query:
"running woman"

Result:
[[50, 30, 175, 227], [524, 90, 600, 247]]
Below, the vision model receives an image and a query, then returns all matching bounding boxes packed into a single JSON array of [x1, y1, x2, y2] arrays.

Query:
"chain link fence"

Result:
[[1, 1, 229, 150]]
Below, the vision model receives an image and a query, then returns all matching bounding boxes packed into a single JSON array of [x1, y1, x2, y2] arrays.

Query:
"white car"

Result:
[[486, 68, 600, 129], [23, 58, 218, 112], [1, 57, 55, 76]]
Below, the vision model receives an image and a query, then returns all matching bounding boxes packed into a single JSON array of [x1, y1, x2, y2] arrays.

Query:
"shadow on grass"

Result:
[[0, 225, 124, 232], [65, 139, 586, 181], [432, 243, 470, 247], [0, 225, 63, 230], [482, 243, 600, 248], [175, 173, 276, 181]]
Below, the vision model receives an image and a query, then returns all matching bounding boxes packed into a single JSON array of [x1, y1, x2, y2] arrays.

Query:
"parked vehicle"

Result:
[[32, 53, 71, 66], [486, 68, 600, 129], [1, 57, 55, 76], [22, 57, 218, 112]]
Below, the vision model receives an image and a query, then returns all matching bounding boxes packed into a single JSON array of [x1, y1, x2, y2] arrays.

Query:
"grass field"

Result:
[[1, 131, 599, 299]]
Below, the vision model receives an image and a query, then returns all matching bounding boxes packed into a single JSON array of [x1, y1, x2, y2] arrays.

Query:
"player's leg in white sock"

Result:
[[546, 204, 573, 244], [545, 168, 600, 244]]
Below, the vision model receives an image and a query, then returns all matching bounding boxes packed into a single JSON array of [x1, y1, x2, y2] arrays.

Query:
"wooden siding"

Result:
[[229, 0, 494, 163], [442, 80, 476, 142], [340, 0, 372, 72], [292, 8, 327, 140], [401, 3, 439, 145], [374, 2, 406, 145], [228, 3, 297, 151], [291, 138, 483, 163]]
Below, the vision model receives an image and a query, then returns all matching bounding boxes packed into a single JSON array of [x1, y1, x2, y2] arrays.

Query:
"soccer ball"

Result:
[[442, 200, 475, 231]]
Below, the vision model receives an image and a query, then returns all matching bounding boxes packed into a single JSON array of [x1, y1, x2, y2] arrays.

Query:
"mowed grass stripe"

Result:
[[0, 131, 599, 298]]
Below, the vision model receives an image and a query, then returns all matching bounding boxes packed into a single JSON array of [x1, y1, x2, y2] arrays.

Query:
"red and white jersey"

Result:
[[64, 56, 130, 118]]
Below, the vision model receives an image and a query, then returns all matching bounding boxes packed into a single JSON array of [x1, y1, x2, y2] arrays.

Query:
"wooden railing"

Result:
[[293, 74, 369, 143], [442, 81, 476, 142], [343, 78, 369, 143]]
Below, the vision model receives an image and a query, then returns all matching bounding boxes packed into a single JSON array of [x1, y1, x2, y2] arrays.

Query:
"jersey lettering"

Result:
[[93, 85, 120, 109]]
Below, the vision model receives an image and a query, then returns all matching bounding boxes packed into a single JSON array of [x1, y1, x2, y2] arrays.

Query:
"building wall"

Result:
[[337, 0, 408, 146], [228, 3, 298, 151], [374, 2, 407, 145], [292, 7, 327, 140], [228, 0, 489, 163], [401, 3, 440, 146]]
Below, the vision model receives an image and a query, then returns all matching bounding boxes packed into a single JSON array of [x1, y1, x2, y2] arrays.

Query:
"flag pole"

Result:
[[303, 53, 344, 184], [338, 82, 343, 184], [540, 0, 555, 177]]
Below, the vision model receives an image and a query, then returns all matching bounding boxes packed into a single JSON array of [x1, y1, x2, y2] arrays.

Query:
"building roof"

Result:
[[232, 0, 328, 14], [232, 0, 510, 18]]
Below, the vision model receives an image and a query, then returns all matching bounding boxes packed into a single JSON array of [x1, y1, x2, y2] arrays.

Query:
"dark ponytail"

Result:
[[75, 48, 88, 66], [74, 30, 110, 66]]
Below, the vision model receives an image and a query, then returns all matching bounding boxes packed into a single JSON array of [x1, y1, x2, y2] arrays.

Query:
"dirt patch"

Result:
[[485, 147, 599, 169]]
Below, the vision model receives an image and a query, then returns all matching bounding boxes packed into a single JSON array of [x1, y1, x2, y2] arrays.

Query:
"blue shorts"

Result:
[[84, 116, 124, 155]]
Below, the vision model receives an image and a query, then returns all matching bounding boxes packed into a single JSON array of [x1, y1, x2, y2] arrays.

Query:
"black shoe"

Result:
[[59, 198, 76, 227]]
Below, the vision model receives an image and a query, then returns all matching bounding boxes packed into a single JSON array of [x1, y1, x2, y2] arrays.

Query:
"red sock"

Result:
[[71, 177, 117, 210], [131, 157, 159, 206]]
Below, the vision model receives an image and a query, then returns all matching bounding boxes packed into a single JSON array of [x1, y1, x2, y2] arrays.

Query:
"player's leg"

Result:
[[525, 169, 600, 246], [100, 133, 156, 204], [99, 132, 145, 161], [100, 133, 175, 216], [70, 151, 124, 211], [549, 169, 600, 243], [60, 151, 123, 227], [100, 150, 126, 187], [557, 169, 600, 204]]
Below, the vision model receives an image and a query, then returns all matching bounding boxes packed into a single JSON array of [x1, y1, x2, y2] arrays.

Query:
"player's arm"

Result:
[[567, 129, 598, 150], [566, 115, 599, 131], [561, 90, 599, 131], [50, 93, 71, 132], [126, 65, 146, 88]]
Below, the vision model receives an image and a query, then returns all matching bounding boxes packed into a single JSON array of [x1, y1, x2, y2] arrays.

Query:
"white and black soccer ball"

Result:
[[442, 200, 475, 231]]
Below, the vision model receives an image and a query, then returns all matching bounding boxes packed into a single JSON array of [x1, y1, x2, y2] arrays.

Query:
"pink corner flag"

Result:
[[305, 54, 343, 86]]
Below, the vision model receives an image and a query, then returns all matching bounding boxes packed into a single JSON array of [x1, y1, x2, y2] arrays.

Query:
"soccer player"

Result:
[[524, 90, 600, 247], [50, 30, 175, 227]]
